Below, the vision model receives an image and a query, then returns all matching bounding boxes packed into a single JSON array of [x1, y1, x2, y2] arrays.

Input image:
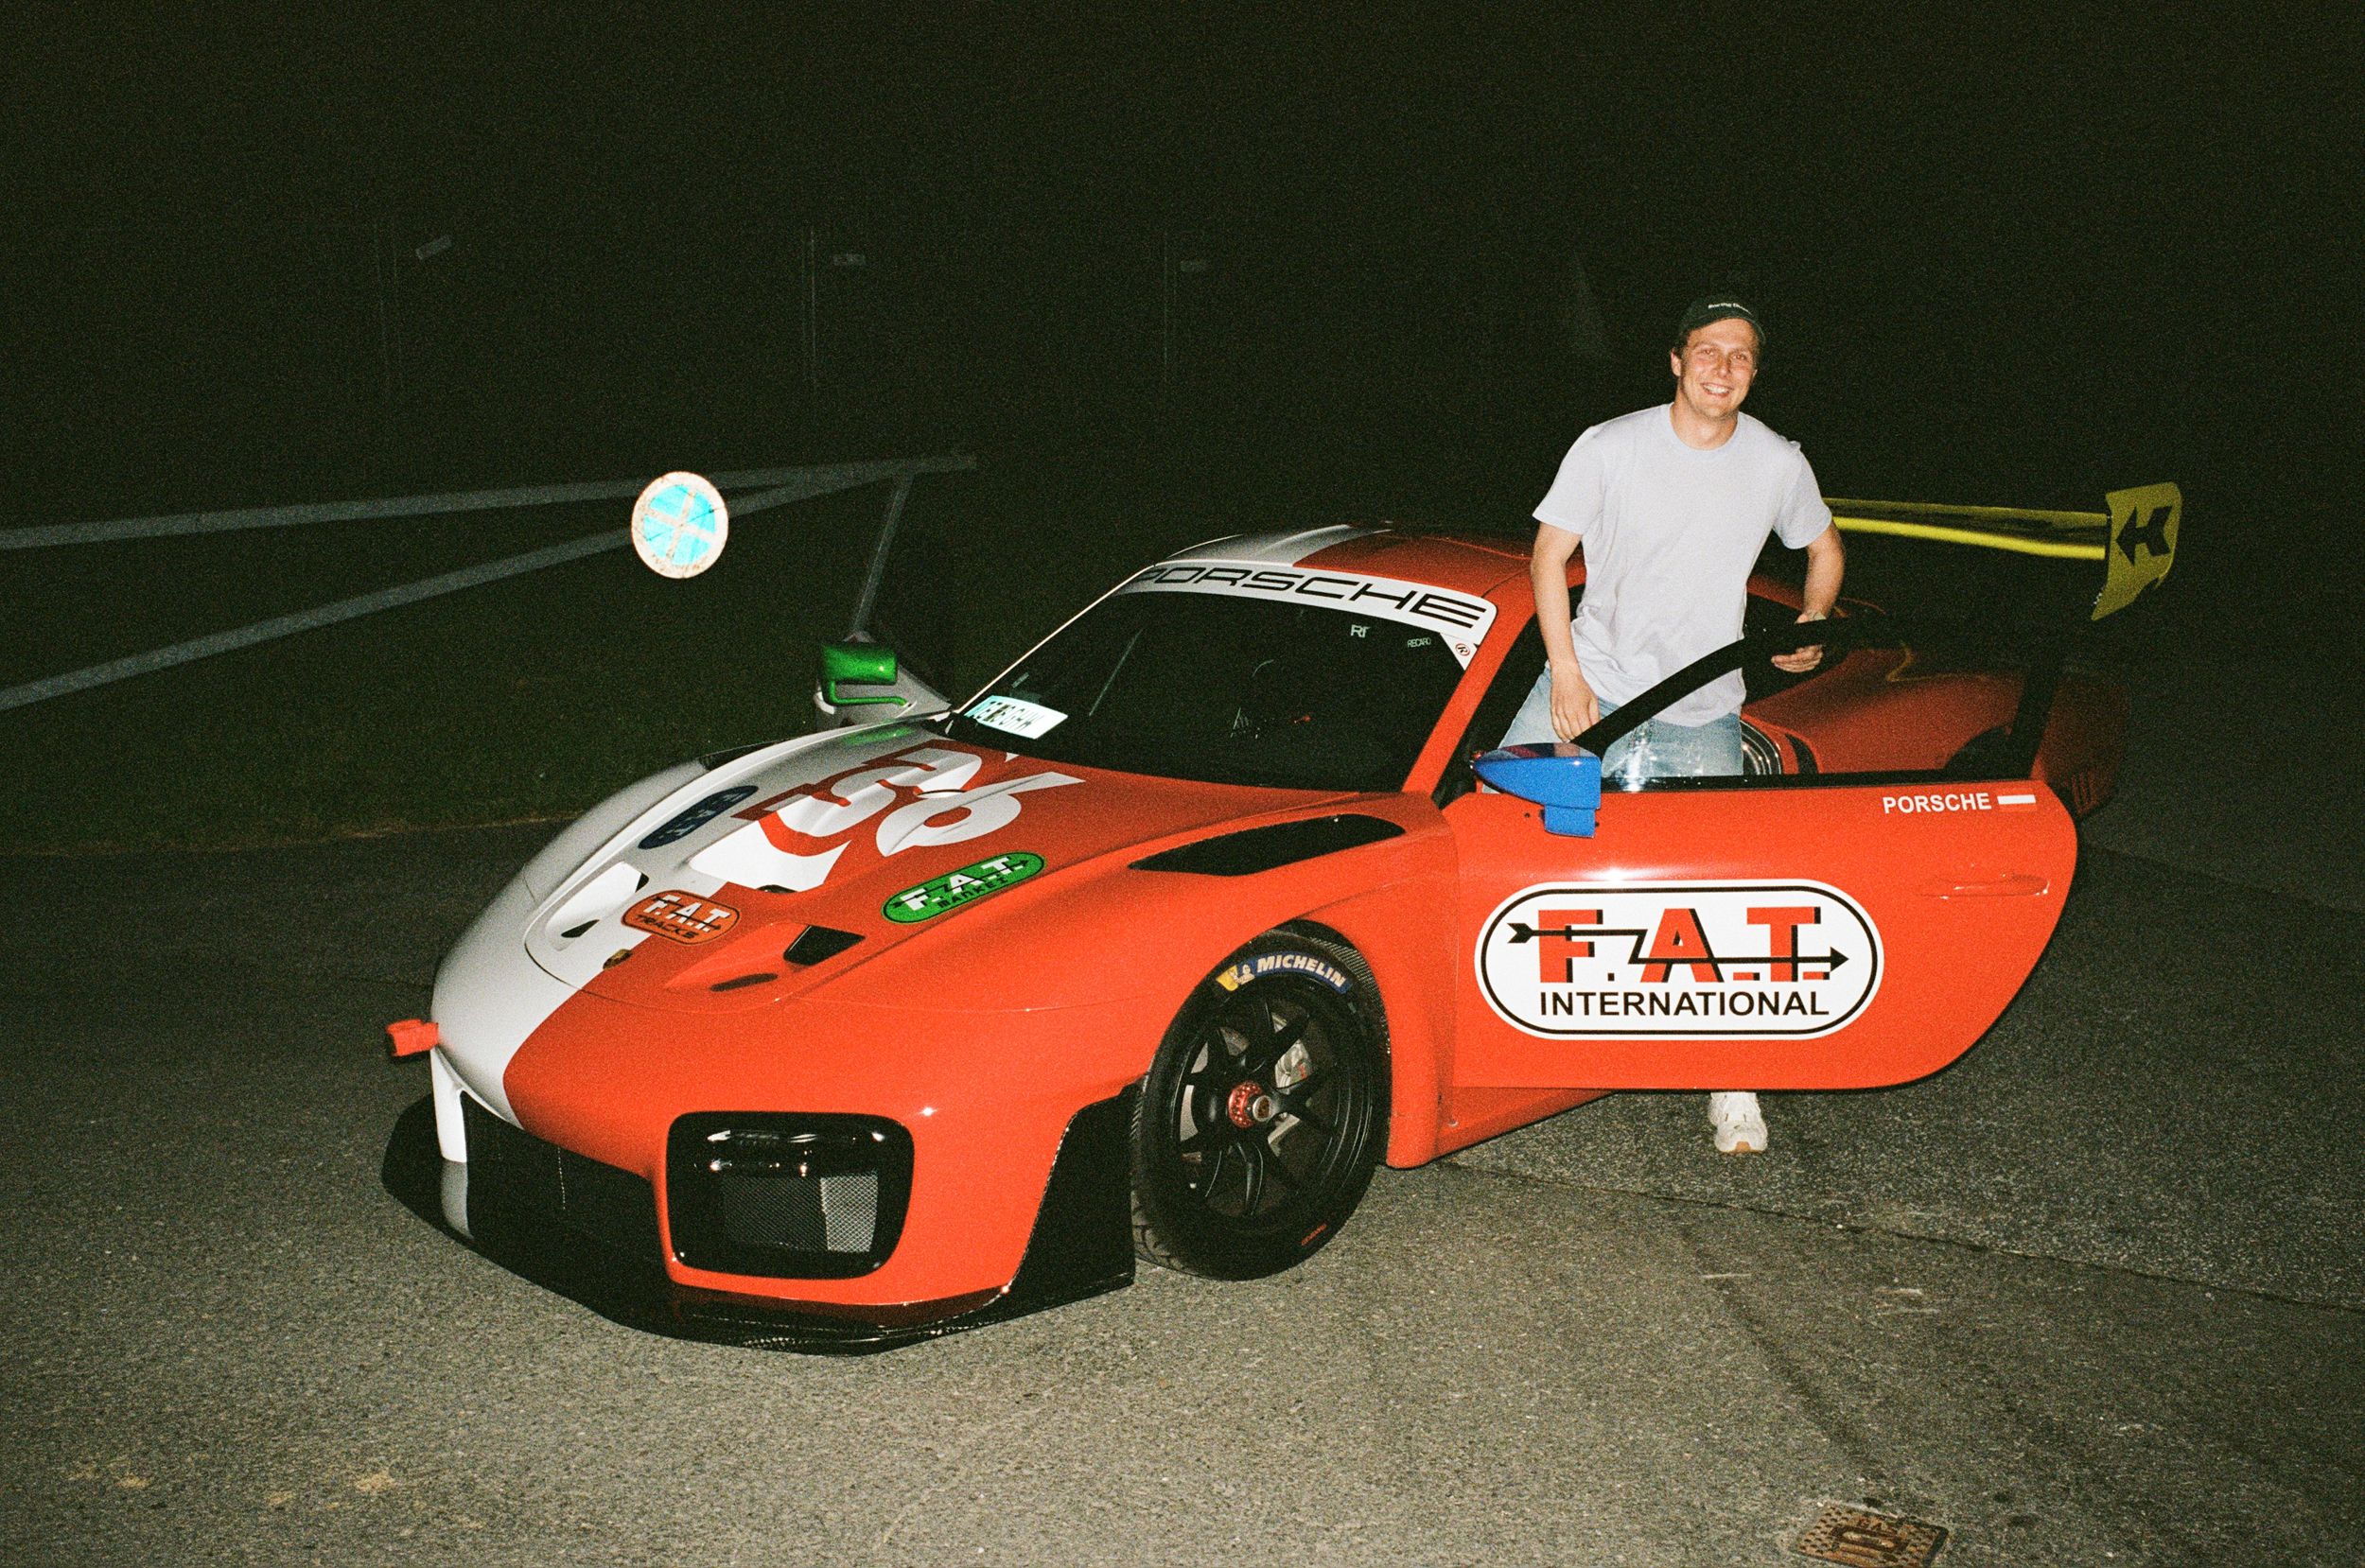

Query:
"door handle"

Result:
[[1918, 873, 2050, 898]]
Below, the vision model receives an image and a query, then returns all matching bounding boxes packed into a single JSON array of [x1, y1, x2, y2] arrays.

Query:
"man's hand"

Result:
[[1775, 527, 1846, 674], [1770, 610, 1827, 674], [1549, 657, 1600, 739]]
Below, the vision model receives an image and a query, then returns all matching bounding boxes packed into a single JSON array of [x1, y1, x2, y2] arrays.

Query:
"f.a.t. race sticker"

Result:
[[623, 891, 741, 945], [882, 852, 1046, 923], [1476, 880, 1881, 1038]]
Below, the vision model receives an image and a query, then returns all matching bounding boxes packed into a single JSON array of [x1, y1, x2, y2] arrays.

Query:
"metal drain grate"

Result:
[[1796, 1504, 1946, 1568]]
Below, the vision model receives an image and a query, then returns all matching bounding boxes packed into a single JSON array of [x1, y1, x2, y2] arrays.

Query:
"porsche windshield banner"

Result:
[[1477, 880, 1883, 1038], [1116, 561, 1498, 666]]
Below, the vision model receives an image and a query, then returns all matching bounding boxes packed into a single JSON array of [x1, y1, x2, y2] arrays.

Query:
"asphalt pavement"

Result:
[[3, 790, 2361, 1565]]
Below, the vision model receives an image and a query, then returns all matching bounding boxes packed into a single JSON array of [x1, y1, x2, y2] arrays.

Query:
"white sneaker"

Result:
[[1708, 1091, 1767, 1155]]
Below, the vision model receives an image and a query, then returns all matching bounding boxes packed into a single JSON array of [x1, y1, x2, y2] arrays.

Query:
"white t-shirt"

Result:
[[1534, 404, 1832, 725]]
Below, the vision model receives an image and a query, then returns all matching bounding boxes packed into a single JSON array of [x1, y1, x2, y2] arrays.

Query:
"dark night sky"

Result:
[[26, 7, 2339, 233], [9, 3, 2357, 578]]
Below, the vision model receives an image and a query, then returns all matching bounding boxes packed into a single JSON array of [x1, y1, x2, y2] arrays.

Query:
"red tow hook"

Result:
[[386, 1019, 441, 1059]]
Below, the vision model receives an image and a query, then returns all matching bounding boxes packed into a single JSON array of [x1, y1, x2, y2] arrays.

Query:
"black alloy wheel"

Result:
[[1130, 934, 1387, 1280]]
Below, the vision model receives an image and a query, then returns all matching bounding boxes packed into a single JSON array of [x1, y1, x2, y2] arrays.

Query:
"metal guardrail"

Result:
[[0, 456, 973, 713]]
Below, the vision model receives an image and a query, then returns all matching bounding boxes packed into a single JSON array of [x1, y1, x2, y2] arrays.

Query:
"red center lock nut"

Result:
[[1226, 1081, 1277, 1128]]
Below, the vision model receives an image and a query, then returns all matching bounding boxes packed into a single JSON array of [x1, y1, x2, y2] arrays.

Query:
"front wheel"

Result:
[[1130, 935, 1388, 1280]]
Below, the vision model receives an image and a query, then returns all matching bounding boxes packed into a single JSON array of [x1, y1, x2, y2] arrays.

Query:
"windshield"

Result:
[[937, 588, 1469, 791]]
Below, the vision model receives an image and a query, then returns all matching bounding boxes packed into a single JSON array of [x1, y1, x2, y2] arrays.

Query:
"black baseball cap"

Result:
[[1675, 295, 1767, 352]]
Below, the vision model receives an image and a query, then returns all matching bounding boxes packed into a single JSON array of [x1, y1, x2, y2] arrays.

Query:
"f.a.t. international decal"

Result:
[[1477, 880, 1883, 1038]]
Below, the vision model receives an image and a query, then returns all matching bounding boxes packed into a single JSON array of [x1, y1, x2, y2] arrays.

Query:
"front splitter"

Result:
[[452, 1088, 1140, 1355]]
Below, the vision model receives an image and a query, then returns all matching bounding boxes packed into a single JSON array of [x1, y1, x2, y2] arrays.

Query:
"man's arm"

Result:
[[1771, 524, 1846, 673], [1529, 522, 1597, 737]]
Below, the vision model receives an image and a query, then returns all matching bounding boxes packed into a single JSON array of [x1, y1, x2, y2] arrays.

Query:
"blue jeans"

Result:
[[1499, 671, 1743, 783]]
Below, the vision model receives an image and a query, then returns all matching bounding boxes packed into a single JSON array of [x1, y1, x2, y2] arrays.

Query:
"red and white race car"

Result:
[[398, 519, 2135, 1350]]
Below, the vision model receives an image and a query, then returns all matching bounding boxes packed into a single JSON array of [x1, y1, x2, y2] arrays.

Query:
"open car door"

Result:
[[1445, 616, 2078, 1090]]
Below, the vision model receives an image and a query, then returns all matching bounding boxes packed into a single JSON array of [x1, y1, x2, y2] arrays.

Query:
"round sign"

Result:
[[630, 472, 728, 579]]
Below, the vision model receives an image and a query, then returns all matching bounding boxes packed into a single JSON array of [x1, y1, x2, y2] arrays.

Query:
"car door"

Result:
[[1445, 778, 2075, 1089], [1435, 605, 2079, 1091]]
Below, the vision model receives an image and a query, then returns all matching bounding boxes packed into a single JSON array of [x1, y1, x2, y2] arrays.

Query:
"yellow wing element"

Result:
[[1828, 483, 2181, 619], [1826, 499, 2111, 560], [2093, 482, 2181, 619]]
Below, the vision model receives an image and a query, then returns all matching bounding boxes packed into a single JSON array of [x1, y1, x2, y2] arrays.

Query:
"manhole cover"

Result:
[[1796, 1503, 1946, 1567]]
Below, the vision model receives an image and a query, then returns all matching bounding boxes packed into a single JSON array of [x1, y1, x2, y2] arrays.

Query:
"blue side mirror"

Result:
[[1473, 744, 1603, 837]]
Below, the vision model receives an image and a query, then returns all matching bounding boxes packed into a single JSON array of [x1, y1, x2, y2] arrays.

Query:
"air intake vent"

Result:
[[462, 1097, 661, 1263], [783, 926, 864, 966], [667, 1114, 913, 1278], [1130, 814, 1404, 876]]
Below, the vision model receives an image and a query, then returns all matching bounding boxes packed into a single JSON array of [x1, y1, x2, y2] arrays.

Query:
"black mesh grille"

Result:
[[711, 1168, 885, 1250], [667, 1114, 913, 1279]]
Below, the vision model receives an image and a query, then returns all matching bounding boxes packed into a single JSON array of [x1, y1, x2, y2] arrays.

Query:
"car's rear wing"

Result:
[[1827, 481, 2181, 620]]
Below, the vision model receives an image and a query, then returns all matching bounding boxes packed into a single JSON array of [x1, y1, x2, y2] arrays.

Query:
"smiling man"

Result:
[[1501, 294, 1845, 1155]]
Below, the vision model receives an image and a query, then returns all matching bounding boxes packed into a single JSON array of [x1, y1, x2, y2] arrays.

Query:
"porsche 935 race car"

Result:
[[399, 512, 2149, 1350]]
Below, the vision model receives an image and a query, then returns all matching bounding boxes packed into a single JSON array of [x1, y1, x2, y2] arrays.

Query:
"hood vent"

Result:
[[1130, 814, 1404, 877], [698, 740, 770, 771], [543, 862, 649, 945], [784, 926, 865, 966]]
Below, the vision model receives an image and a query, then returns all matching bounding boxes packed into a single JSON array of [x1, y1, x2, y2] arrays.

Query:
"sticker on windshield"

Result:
[[966, 694, 1068, 739], [1476, 880, 1883, 1038], [1116, 561, 1498, 666]]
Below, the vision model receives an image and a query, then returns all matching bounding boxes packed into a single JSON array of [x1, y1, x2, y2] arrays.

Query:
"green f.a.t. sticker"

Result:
[[882, 852, 1046, 924]]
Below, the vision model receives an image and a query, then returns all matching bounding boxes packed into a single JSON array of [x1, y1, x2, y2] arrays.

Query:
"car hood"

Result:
[[518, 723, 1347, 1012]]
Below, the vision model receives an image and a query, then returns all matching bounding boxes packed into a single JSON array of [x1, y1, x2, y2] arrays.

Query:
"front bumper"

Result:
[[453, 1089, 1137, 1353]]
